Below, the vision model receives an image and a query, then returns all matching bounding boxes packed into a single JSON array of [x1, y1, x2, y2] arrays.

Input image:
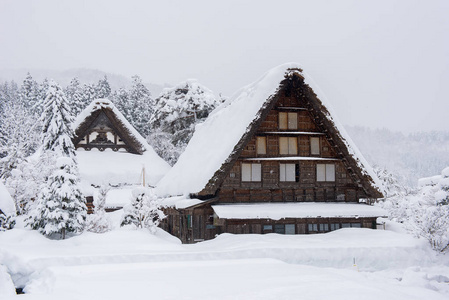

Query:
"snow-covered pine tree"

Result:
[[121, 187, 164, 234], [0, 77, 40, 181], [65, 77, 85, 117], [111, 87, 131, 120], [29, 157, 86, 238], [26, 80, 86, 239], [128, 75, 153, 137], [0, 103, 38, 179], [86, 184, 111, 233], [149, 80, 222, 165], [36, 78, 49, 114], [19, 73, 40, 113], [80, 83, 98, 113], [95, 75, 111, 99]]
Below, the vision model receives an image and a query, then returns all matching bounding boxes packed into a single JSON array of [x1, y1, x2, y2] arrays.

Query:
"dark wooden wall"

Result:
[[218, 92, 367, 203]]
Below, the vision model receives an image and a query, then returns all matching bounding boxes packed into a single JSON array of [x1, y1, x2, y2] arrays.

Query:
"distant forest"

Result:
[[346, 126, 449, 187], [1, 71, 447, 188]]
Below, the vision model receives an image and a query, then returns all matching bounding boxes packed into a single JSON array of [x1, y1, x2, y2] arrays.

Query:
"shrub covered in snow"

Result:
[[121, 187, 165, 233], [381, 166, 449, 252], [86, 185, 112, 233], [0, 214, 15, 231]]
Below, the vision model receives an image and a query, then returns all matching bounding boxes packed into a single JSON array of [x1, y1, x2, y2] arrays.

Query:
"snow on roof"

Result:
[[212, 202, 387, 220], [155, 63, 382, 197], [161, 195, 204, 209], [103, 187, 134, 208], [77, 149, 170, 189], [418, 175, 442, 188], [73, 99, 170, 188], [418, 167, 449, 188], [0, 181, 15, 215]]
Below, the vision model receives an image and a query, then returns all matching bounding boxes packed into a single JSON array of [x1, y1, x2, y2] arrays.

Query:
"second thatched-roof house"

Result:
[[72, 99, 171, 212]]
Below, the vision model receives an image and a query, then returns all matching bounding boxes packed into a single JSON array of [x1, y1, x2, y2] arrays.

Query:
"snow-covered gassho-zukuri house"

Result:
[[72, 99, 170, 212], [156, 63, 386, 244]]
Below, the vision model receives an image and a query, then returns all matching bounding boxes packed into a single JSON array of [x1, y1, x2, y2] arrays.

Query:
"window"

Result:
[[310, 137, 320, 155], [274, 224, 285, 234], [308, 224, 318, 232], [279, 112, 298, 130], [280, 163, 299, 182], [256, 136, 267, 155], [330, 223, 340, 231], [187, 215, 192, 228], [285, 224, 295, 235], [242, 163, 262, 182], [316, 164, 335, 182], [271, 224, 295, 234], [319, 223, 329, 232], [279, 137, 298, 155], [263, 225, 273, 231]]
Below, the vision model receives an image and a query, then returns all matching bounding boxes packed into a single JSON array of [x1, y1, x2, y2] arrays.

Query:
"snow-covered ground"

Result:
[[0, 216, 448, 299]]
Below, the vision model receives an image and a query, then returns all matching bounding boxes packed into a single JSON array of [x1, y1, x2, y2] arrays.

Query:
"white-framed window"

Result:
[[279, 112, 298, 130], [280, 163, 298, 182], [279, 137, 298, 155], [310, 137, 320, 155], [242, 163, 262, 182], [316, 164, 335, 182], [256, 136, 267, 155]]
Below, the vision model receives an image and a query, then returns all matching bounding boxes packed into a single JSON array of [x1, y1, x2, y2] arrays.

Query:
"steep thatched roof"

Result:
[[72, 99, 146, 154], [155, 63, 383, 199]]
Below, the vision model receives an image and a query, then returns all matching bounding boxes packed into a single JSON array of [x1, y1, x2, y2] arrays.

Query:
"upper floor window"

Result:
[[316, 164, 335, 182], [310, 137, 320, 155], [279, 137, 298, 155], [242, 163, 262, 182], [256, 136, 267, 155], [279, 112, 298, 130]]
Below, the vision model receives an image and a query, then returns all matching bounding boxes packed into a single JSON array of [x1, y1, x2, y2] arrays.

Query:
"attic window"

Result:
[[256, 136, 267, 155], [279, 137, 298, 155], [279, 112, 298, 130], [310, 137, 320, 155], [242, 163, 261, 182]]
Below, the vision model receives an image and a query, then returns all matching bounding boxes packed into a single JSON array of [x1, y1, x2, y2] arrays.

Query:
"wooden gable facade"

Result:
[[73, 100, 145, 155], [160, 68, 384, 243]]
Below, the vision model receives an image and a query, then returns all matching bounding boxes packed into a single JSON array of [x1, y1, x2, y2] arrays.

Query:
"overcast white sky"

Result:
[[0, 0, 448, 133]]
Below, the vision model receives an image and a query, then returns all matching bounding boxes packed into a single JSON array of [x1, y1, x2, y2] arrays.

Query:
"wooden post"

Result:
[[141, 165, 146, 187]]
